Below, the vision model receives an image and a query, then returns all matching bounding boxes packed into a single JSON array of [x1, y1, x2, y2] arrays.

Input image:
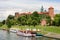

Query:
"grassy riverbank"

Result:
[[0, 25, 60, 34]]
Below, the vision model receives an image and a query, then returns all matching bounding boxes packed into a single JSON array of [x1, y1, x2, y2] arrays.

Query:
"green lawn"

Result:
[[0, 25, 60, 34]]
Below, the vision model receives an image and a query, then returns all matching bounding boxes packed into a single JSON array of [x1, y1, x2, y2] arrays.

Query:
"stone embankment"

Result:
[[44, 32, 60, 39]]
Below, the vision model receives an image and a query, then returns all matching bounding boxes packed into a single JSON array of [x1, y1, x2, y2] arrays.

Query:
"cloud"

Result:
[[0, 0, 60, 10], [0, 0, 9, 1], [0, 0, 60, 21], [0, 8, 22, 21]]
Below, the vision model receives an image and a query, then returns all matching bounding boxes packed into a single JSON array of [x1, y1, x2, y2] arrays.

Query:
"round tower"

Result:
[[48, 7, 54, 20], [15, 12, 19, 18]]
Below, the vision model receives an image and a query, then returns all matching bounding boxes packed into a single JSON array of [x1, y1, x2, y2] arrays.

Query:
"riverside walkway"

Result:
[[44, 32, 60, 39]]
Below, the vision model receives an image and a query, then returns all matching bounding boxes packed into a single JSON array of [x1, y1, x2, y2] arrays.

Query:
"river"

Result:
[[0, 30, 60, 40]]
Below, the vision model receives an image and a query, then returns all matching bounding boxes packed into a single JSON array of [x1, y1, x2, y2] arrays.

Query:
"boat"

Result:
[[36, 33, 43, 36], [10, 28, 18, 33], [17, 30, 36, 37]]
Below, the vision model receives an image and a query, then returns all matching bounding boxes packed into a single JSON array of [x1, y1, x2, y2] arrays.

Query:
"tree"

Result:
[[26, 17, 32, 26], [32, 11, 40, 24], [6, 19, 12, 32], [0, 22, 3, 27], [46, 15, 51, 25], [31, 20, 38, 27], [53, 14, 60, 26], [6, 15, 14, 31], [39, 14, 46, 23], [17, 15, 27, 25], [32, 11, 39, 17], [39, 14, 51, 25], [6, 20, 12, 28], [2, 20, 5, 25], [7, 15, 14, 19]]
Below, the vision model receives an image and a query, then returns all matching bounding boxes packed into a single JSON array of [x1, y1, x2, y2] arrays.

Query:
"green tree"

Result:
[[32, 11, 40, 24], [31, 20, 38, 27], [53, 14, 60, 26], [6, 19, 12, 32], [6, 15, 14, 31], [18, 15, 27, 25], [7, 15, 14, 20], [0, 22, 3, 27], [2, 20, 5, 25], [32, 11, 39, 17], [26, 17, 32, 26], [39, 14, 51, 25], [30, 11, 39, 26]]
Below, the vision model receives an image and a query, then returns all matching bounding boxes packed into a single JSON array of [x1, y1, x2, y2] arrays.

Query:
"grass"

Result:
[[0, 25, 8, 30], [0, 25, 60, 34]]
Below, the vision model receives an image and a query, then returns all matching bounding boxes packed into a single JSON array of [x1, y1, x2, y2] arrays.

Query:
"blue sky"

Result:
[[0, 0, 60, 21]]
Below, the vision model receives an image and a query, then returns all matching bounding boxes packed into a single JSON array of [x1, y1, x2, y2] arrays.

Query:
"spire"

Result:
[[41, 6, 44, 12], [44, 10, 47, 12]]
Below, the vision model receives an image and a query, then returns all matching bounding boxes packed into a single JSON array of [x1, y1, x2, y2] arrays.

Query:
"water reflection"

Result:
[[0, 30, 60, 40]]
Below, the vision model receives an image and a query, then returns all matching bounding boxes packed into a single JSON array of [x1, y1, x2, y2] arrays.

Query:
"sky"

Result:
[[0, 0, 60, 21]]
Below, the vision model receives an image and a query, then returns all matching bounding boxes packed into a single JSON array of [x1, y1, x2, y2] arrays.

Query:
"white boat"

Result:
[[17, 31, 24, 36], [10, 28, 18, 33], [17, 30, 36, 37]]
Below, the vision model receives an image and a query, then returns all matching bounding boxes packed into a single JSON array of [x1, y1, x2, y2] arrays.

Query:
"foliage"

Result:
[[6, 15, 15, 29], [2, 20, 5, 25], [1, 6, 51, 28], [4, 11, 52, 27], [7, 15, 14, 19], [0, 22, 3, 27], [52, 14, 60, 26]]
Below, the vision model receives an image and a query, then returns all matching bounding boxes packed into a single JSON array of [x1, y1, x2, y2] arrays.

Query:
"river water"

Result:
[[0, 30, 60, 40]]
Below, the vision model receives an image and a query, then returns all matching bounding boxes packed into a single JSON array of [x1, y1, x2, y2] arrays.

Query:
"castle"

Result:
[[15, 7, 55, 26]]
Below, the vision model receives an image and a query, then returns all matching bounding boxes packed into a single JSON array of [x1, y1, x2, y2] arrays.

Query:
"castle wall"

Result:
[[14, 7, 55, 26]]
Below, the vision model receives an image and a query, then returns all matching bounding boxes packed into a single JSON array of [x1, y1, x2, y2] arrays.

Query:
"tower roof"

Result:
[[49, 6, 54, 9]]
